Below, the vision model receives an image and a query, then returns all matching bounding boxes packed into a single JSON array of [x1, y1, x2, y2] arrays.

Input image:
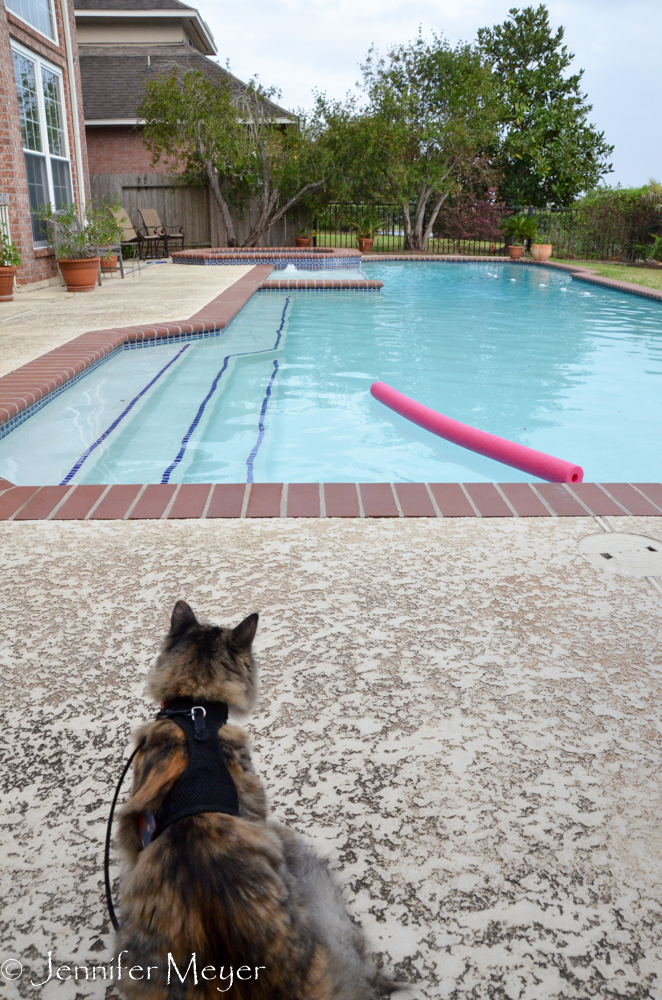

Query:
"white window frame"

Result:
[[6, 0, 59, 45], [11, 39, 72, 247]]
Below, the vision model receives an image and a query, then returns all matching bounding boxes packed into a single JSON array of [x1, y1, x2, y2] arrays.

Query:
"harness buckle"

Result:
[[191, 705, 209, 741]]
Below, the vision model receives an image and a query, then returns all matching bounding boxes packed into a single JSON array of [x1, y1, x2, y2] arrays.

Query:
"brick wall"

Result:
[[0, 0, 90, 286], [86, 126, 166, 175]]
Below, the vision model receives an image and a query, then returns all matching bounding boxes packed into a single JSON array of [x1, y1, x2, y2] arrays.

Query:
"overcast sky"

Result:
[[193, 0, 661, 189]]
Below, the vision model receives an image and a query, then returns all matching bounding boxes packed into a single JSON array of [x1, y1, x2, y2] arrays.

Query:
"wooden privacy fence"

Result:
[[89, 173, 296, 248]]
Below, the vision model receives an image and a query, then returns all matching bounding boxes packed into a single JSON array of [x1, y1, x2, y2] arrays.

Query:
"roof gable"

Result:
[[79, 47, 296, 123]]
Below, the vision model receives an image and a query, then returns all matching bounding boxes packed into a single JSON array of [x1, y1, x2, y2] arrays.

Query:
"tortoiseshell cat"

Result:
[[116, 600, 400, 1000]]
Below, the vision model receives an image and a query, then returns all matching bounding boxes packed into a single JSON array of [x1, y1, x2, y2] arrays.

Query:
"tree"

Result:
[[138, 70, 329, 246], [477, 5, 613, 207], [232, 85, 330, 247], [334, 35, 501, 251]]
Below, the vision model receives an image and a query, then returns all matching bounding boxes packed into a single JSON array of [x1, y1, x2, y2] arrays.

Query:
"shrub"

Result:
[[432, 194, 505, 242], [536, 186, 661, 260]]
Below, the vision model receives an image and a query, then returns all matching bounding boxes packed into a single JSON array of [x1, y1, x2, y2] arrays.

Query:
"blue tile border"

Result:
[[258, 285, 382, 292], [197, 258, 362, 270]]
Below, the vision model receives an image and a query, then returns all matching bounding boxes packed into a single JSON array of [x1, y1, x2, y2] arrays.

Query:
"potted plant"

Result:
[[531, 227, 553, 261], [295, 228, 312, 248], [348, 208, 382, 253], [0, 232, 21, 301], [500, 213, 539, 260], [38, 202, 122, 292]]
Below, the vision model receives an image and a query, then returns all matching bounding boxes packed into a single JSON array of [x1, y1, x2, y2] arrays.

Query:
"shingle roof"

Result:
[[75, 0, 194, 10], [78, 46, 295, 122]]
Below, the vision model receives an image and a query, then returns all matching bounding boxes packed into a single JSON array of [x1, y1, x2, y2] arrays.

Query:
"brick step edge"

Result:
[[0, 482, 661, 521], [260, 279, 383, 290]]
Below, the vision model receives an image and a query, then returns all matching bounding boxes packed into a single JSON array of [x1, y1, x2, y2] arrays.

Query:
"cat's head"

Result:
[[148, 600, 259, 713]]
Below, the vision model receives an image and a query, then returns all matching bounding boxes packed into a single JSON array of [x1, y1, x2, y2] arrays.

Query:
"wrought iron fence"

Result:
[[313, 203, 522, 255], [314, 204, 406, 253], [532, 208, 642, 261], [313, 202, 647, 260]]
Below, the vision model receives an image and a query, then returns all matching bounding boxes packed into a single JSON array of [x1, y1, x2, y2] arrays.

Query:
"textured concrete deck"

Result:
[[1, 515, 661, 999]]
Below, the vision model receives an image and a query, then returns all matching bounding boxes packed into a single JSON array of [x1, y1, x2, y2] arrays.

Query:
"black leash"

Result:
[[104, 737, 146, 932], [104, 701, 232, 931]]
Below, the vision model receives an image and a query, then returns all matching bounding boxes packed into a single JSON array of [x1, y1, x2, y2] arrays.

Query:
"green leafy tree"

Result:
[[477, 5, 613, 207], [139, 70, 328, 247], [331, 35, 501, 251]]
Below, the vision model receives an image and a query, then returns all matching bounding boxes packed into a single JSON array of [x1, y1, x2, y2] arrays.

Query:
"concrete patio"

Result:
[[1, 513, 661, 999]]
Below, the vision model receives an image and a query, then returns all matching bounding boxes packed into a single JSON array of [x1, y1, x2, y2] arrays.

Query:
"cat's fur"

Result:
[[116, 600, 400, 1000]]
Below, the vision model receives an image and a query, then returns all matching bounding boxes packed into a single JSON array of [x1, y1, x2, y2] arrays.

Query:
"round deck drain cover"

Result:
[[579, 532, 662, 578]]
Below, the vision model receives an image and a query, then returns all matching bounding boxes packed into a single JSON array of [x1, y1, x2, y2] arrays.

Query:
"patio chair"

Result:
[[138, 208, 185, 258], [110, 206, 158, 262]]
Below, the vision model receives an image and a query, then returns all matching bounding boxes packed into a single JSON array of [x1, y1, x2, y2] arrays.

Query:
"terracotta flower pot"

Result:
[[507, 245, 524, 260], [295, 237, 312, 247], [531, 243, 552, 262], [0, 265, 17, 301], [58, 257, 100, 292], [358, 237, 375, 253], [101, 254, 118, 271]]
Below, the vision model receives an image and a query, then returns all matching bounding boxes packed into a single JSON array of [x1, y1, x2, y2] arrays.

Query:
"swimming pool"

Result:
[[1, 262, 660, 484]]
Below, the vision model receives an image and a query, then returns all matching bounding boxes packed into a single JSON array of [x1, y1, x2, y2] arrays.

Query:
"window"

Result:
[[12, 45, 73, 245], [6, 0, 56, 41]]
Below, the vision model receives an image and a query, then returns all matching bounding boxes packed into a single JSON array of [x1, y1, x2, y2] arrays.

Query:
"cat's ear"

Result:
[[170, 600, 198, 638], [229, 613, 258, 651]]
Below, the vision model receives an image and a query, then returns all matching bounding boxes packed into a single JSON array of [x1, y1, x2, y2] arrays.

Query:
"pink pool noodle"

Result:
[[370, 382, 583, 483]]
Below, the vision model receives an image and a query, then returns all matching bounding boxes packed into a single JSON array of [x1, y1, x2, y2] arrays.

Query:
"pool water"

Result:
[[1, 262, 661, 484]]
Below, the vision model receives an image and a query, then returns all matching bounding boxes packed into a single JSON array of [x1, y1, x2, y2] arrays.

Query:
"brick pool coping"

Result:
[[0, 481, 660, 520], [0, 256, 660, 520]]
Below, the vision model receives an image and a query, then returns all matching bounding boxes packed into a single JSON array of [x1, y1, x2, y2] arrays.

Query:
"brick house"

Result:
[[74, 0, 296, 246], [0, 0, 89, 286]]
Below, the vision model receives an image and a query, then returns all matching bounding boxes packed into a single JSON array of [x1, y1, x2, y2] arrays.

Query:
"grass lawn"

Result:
[[316, 233, 505, 254], [555, 259, 662, 292]]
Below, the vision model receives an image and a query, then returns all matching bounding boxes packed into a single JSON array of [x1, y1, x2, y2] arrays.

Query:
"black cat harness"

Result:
[[104, 699, 239, 930]]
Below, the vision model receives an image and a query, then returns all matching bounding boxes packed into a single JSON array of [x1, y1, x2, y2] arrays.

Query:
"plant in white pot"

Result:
[[38, 203, 122, 292], [0, 233, 22, 301]]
